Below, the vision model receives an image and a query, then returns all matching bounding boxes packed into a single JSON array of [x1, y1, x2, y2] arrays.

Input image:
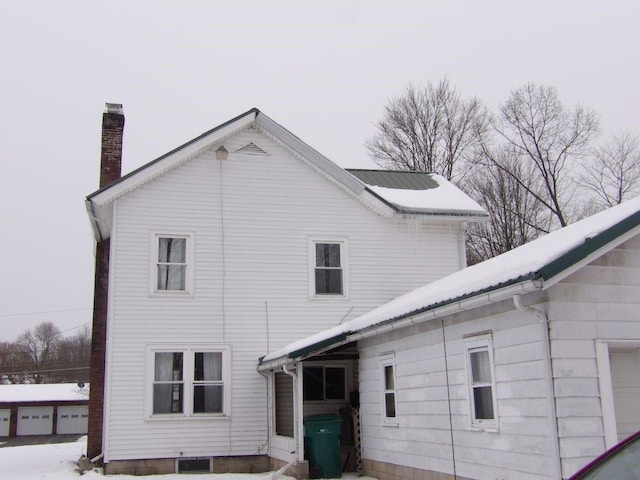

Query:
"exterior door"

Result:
[[16, 406, 53, 435]]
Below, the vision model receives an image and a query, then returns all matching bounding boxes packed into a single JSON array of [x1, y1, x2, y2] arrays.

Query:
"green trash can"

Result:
[[304, 414, 343, 479]]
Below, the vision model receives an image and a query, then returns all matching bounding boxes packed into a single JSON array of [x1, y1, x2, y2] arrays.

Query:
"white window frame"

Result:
[[308, 238, 349, 298], [150, 232, 194, 296], [464, 335, 498, 431], [147, 345, 231, 419], [379, 353, 398, 426]]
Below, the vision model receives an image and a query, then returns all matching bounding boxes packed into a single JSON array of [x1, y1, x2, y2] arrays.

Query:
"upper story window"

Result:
[[309, 239, 349, 298], [151, 233, 193, 295], [465, 335, 498, 430], [380, 353, 397, 425], [150, 346, 230, 417]]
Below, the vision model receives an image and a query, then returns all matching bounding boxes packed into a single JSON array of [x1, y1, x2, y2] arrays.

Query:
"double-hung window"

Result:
[[380, 354, 397, 425], [153, 352, 184, 414], [465, 335, 498, 429], [150, 347, 229, 417], [309, 239, 349, 297], [152, 233, 193, 295]]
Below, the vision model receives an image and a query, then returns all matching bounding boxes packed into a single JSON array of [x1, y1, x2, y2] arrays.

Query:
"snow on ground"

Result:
[[0, 436, 373, 480]]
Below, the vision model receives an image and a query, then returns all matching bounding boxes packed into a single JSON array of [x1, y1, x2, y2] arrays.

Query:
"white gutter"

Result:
[[258, 279, 542, 372], [513, 295, 562, 480]]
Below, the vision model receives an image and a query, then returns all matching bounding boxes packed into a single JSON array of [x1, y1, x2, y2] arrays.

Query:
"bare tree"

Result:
[[16, 321, 62, 383], [465, 151, 549, 264], [481, 83, 600, 228], [0, 341, 31, 384], [581, 131, 640, 208], [56, 325, 91, 383], [366, 79, 487, 180]]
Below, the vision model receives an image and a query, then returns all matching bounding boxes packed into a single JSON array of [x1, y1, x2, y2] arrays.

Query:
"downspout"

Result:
[[513, 295, 562, 479], [273, 364, 299, 480]]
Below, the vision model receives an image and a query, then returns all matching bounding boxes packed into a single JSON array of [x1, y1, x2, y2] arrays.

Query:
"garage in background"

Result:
[[0, 384, 89, 437]]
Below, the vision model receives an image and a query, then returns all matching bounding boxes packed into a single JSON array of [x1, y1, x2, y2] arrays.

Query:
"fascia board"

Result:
[[541, 222, 640, 290], [88, 110, 258, 206], [361, 186, 489, 222]]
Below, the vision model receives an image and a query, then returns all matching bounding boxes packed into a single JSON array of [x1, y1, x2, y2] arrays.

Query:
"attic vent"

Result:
[[235, 142, 269, 156]]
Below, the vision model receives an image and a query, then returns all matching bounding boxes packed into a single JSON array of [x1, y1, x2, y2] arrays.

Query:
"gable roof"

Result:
[[259, 196, 640, 370], [85, 109, 487, 241]]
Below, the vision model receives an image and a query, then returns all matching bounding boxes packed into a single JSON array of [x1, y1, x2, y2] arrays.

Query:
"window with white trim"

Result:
[[151, 233, 193, 295], [380, 354, 397, 424], [465, 335, 498, 429], [309, 239, 348, 297], [150, 346, 230, 417]]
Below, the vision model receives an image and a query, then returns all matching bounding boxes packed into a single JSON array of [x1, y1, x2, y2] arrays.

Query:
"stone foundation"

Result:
[[105, 455, 271, 475], [363, 458, 470, 480]]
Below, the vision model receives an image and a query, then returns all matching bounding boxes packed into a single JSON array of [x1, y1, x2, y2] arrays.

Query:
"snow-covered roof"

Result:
[[86, 109, 487, 241], [347, 169, 486, 217], [259, 196, 640, 370], [0, 383, 89, 403]]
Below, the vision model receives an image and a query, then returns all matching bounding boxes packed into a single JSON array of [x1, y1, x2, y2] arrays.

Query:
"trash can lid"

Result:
[[304, 413, 342, 423]]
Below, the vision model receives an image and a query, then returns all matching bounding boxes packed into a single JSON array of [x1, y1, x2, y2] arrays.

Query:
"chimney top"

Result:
[[105, 103, 124, 115]]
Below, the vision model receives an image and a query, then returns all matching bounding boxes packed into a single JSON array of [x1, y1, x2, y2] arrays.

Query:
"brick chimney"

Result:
[[88, 103, 124, 462], [100, 103, 125, 188]]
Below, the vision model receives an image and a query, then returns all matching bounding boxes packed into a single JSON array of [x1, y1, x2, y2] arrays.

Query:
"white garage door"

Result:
[[57, 406, 88, 434], [0, 409, 10, 436], [17, 406, 53, 435]]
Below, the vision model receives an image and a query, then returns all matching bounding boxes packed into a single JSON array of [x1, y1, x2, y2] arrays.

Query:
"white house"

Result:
[[85, 106, 487, 475], [260, 196, 640, 479]]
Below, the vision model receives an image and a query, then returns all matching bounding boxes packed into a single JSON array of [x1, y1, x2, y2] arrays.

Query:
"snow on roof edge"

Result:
[[0, 383, 90, 403]]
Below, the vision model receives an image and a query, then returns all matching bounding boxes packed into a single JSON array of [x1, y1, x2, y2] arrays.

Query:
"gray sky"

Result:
[[0, 1, 638, 342]]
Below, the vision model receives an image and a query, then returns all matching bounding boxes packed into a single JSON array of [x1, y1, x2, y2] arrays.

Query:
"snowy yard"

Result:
[[0, 436, 371, 480]]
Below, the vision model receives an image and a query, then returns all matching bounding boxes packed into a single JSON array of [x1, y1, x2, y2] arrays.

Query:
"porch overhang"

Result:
[[257, 278, 543, 372], [258, 333, 350, 371]]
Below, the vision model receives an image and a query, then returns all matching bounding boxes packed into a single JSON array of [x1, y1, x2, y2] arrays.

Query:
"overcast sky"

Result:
[[0, 1, 638, 342]]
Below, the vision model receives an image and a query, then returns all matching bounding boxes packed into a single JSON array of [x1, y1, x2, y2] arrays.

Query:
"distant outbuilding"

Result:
[[0, 383, 89, 437]]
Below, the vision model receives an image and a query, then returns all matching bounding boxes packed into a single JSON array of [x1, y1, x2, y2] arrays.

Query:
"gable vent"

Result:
[[234, 142, 270, 156]]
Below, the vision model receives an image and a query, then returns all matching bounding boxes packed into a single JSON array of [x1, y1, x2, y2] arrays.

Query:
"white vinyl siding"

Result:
[[104, 127, 465, 462], [356, 234, 640, 479], [547, 234, 640, 477], [358, 310, 552, 479]]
